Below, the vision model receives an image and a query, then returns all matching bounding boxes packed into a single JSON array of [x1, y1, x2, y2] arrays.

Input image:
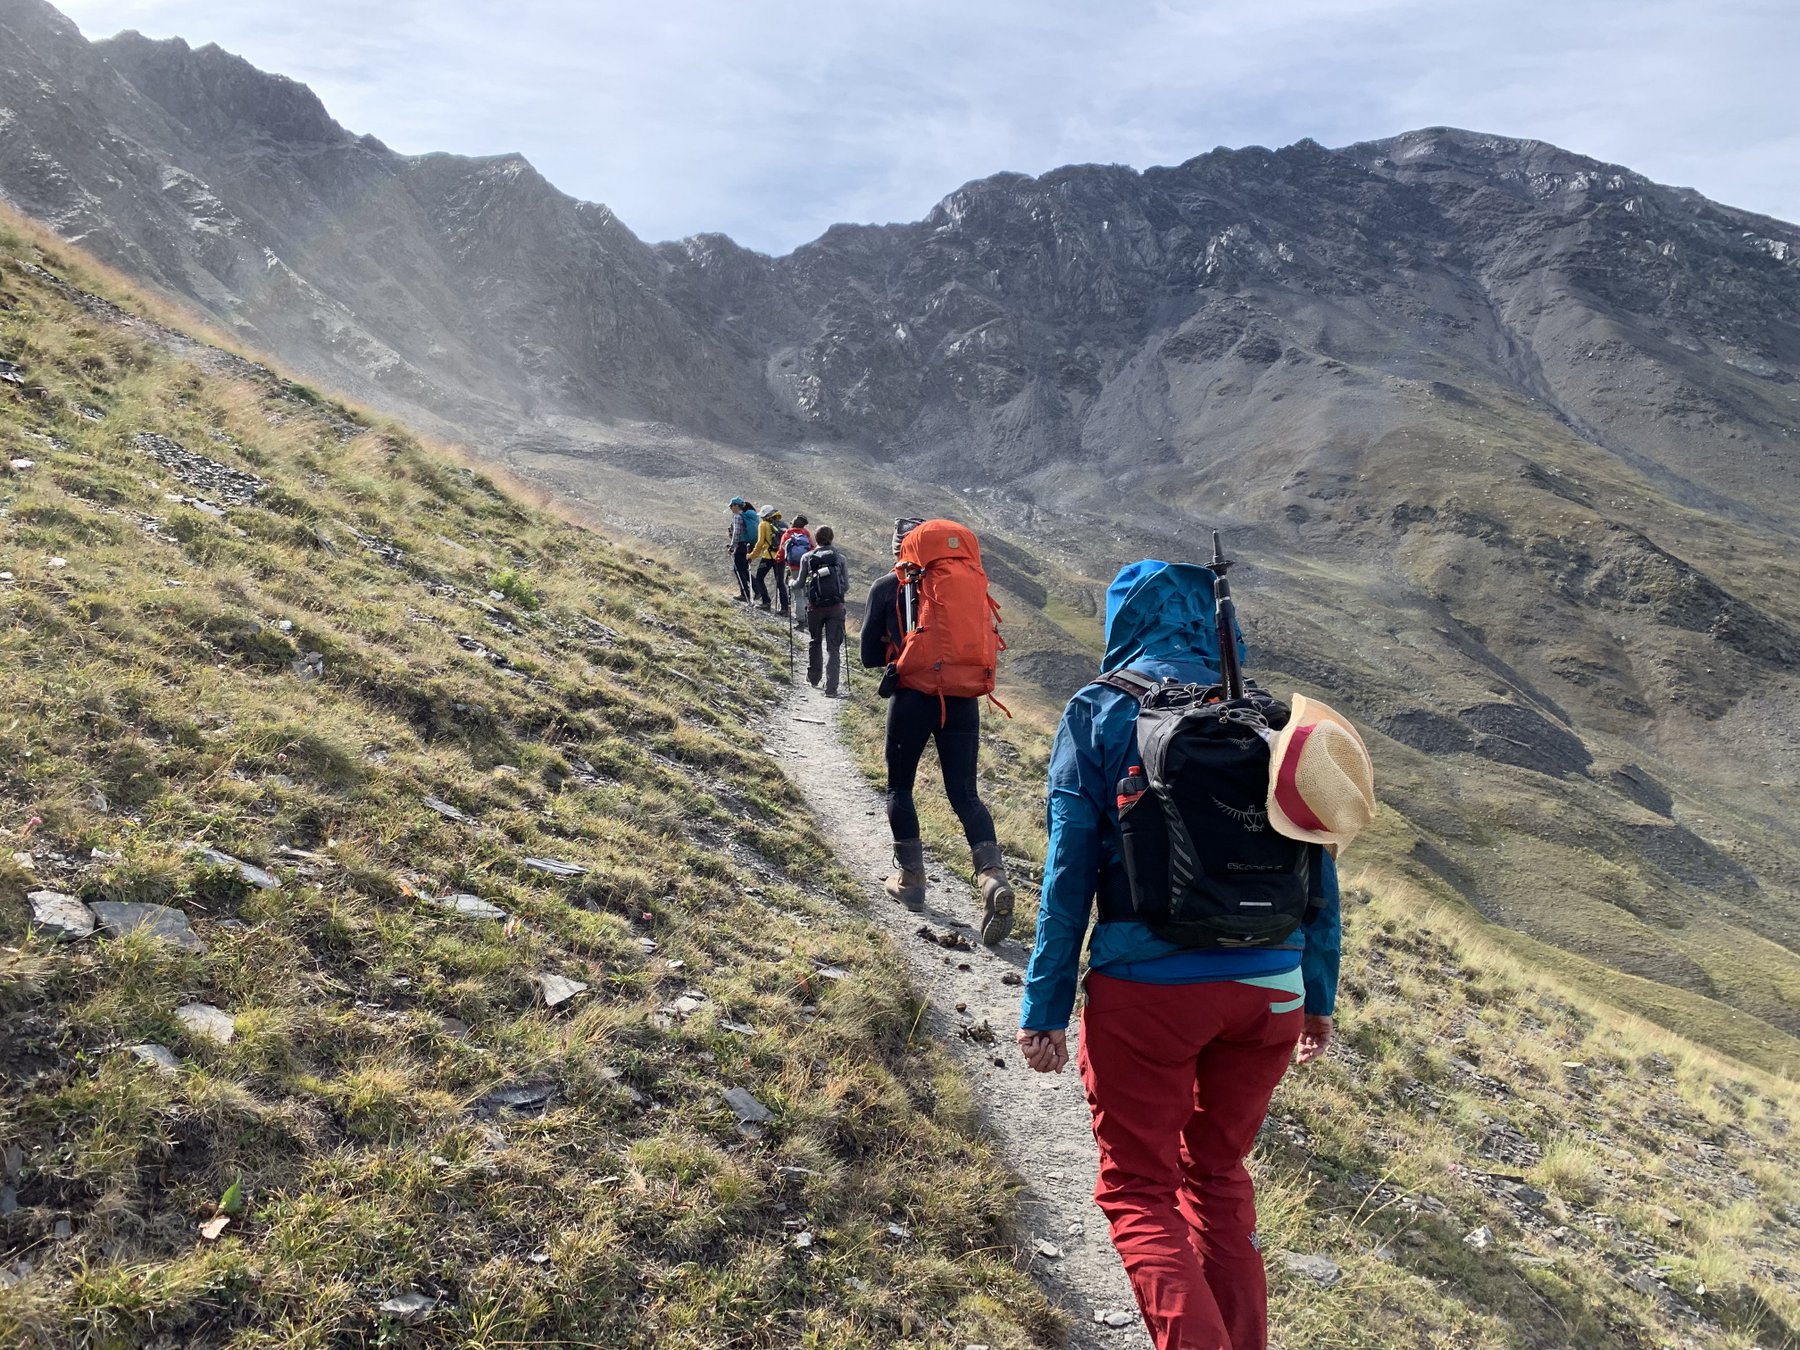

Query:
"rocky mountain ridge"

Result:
[[2, 0, 1798, 1055], [7, 0, 1797, 518]]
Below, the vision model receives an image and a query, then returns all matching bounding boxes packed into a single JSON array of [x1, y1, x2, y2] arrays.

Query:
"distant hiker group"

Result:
[[725, 495, 1376, 1350], [727, 497, 847, 695]]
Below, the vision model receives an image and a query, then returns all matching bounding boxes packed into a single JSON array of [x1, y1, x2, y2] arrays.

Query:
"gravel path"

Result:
[[766, 679, 1149, 1349]]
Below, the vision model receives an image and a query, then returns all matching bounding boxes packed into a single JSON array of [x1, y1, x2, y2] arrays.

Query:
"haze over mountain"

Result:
[[2, 0, 1798, 1053]]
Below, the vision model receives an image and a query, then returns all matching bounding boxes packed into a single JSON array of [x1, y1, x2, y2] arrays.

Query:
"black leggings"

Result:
[[885, 688, 996, 847], [753, 559, 788, 607], [732, 543, 751, 598]]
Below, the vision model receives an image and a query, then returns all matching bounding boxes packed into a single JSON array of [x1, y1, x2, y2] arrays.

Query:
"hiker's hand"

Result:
[[1017, 1029, 1068, 1074], [1295, 1015, 1333, 1066]]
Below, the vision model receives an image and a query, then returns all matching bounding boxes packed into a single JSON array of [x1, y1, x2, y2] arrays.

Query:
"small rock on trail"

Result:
[[522, 856, 588, 877], [422, 796, 474, 824]]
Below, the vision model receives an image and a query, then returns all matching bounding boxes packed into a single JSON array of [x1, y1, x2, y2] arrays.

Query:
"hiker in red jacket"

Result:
[[777, 514, 813, 627]]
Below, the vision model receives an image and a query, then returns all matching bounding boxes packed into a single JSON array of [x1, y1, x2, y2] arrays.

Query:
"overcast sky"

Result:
[[59, 0, 1800, 255]]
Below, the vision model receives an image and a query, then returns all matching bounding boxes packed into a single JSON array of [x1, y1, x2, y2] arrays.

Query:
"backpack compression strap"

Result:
[[1094, 668, 1161, 701]]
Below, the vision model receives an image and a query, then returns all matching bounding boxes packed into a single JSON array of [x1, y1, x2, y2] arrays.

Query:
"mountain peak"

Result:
[[96, 29, 348, 147]]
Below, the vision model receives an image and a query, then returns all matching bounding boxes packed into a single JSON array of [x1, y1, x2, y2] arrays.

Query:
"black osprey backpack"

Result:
[[804, 548, 846, 607], [1099, 669, 1313, 949]]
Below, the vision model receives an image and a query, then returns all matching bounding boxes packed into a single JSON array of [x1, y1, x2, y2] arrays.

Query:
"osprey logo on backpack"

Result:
[[1210, 797, 1269, 831], [889, 519, 1008, 713], [1099, 670, 1312, 949]]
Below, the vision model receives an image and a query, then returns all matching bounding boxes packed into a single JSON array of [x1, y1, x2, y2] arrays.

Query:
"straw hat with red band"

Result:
[[1266, 694, 1376, 858]]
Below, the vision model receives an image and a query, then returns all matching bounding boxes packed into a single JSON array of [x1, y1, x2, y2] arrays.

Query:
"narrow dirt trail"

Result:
[[766, 679, 1149, 1349]]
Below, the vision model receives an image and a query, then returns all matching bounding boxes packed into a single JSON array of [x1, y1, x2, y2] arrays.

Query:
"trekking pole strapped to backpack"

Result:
[[1210, 530, 1245, 703]]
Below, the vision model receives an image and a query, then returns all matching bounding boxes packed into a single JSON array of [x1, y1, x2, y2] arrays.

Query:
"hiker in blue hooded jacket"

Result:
[[726, 497, 761, 602], [1017, 560, 1343, 1350]]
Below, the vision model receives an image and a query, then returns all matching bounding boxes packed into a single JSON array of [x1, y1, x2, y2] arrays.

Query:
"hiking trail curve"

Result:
[[765, 678, 1148, 1349]]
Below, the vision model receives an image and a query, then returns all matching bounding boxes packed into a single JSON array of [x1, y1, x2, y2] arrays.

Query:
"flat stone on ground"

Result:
[[535, 973, 589, 1007], [522, 856, 588, 877], [197, 848, 280, 890], [1278, 1250, 1343, 1288], [721, 1086, 773, 1124], [175, 1002, 236, 1043], [482, 1082, 558, 1116], [423, 796, 473, 824], [27, 890, 95, 941], [434, 893, 507, 920], [89, 901, 206, 953], [376, 1291, 436, 1322], [127, 1043, 182, 1073]]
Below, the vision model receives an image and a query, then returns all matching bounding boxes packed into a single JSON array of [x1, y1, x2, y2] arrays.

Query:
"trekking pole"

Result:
[[1209, 530, 1246, 701], [788, 603, 795, 682]]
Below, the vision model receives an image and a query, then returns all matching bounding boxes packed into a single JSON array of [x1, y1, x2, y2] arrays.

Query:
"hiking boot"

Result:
[[972, 841, 1014, 945], [884, 839, 926, 911], [758, 600, 772, 611]]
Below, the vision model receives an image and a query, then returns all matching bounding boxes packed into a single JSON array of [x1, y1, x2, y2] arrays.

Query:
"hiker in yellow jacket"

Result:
[[750, 507, 789, 614]]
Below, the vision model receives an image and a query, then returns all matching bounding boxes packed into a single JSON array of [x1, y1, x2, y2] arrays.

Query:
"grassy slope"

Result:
[[0, 215, 1058, 1347], [839, 688, 1800, 1349]]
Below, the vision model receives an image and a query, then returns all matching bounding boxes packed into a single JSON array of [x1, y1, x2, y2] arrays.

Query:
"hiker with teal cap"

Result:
[[1017, 559, 1361, 1350], [726, 497, 760, 602]]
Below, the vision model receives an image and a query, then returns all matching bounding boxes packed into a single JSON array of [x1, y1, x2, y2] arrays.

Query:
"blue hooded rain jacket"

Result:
[[1018, 560, 1342, 1032]]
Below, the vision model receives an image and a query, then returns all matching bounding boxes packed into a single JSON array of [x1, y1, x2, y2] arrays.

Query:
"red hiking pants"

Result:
[[1079, 973, 1303, 1350]]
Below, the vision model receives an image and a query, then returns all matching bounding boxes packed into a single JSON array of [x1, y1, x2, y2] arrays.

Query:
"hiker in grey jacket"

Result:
[[796, 527, 850, 696]]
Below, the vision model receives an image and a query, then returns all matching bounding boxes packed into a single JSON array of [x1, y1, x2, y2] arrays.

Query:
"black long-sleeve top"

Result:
[[861, 572, 903, 669]]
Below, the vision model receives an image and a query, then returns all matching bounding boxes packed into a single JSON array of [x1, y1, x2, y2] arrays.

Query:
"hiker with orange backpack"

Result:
[[859, 517, 1013, 944]]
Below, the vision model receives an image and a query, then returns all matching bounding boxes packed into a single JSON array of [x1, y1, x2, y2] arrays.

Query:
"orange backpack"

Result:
[[890, 519, 1009, 713]]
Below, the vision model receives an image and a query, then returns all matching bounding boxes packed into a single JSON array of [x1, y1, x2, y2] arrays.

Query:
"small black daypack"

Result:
[[1100, 669, 1312, 949], [805, 548, 845, 607]]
